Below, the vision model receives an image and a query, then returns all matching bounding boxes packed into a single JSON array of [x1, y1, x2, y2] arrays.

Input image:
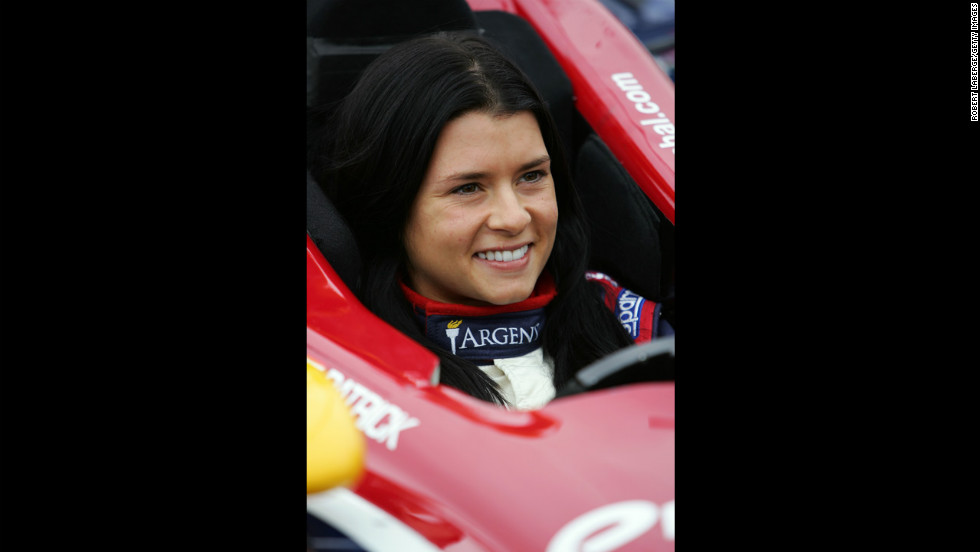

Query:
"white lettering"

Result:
[[612, 72, 674, 154], [320, 365, 420, 451], [359, 401, 395, 440], [335, 375, 359, 401], [378, 409, 421, 451], [619, 312, 639, 324], [460, 327, 478, 349], [454, 324, 542, 349], [347, 383, 383, 425], [616, 292, 642, 336], [611, 72, 640, 90], [547, 500, 671, 552], [619, 291, 642, 312], [626, 89, 650, 103], [973, 31, 979, 93], [635, 101, 660, 114]]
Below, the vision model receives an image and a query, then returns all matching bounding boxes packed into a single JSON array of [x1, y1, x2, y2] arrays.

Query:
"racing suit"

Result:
[[401, 271, 672, 410]]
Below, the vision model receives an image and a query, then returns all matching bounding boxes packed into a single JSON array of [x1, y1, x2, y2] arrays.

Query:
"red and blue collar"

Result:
[[400, 273, 557, 363]]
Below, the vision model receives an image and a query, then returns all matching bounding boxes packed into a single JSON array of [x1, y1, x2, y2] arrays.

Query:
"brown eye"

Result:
[[520, 171, 544, 183], [452, 183, 480, 195]]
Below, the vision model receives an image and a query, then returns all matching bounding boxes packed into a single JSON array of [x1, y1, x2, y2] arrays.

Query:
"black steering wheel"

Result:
[[556, 336, 674, 398]]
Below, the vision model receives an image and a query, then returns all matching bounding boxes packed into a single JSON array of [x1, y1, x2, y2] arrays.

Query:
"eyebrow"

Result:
[[439, 155, 551, 184]]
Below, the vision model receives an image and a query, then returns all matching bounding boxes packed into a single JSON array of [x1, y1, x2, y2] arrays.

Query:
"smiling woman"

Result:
[[404, 111, 557, 307], [308, 32, 672, 409]]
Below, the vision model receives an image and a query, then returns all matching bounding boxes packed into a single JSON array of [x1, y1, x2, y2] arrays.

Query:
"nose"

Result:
[[486, 185, 532, 234]]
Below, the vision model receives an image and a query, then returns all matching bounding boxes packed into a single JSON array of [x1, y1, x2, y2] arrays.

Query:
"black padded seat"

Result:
[[307, 171, 361, 290], [574, 134, 663, 301], [307, 0, 478, 109], [307, 0, 476, 42]]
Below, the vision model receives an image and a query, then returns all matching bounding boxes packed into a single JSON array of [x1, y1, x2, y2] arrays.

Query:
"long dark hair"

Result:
[[309, 32, 633, 405]]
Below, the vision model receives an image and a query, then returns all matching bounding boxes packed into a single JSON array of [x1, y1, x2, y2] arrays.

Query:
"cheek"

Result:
[[409, 209, 475, 257], [441, 210, 479, 245], [533, 195, 559, 237]]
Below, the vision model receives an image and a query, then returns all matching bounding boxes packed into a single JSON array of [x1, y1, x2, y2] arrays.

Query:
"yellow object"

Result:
[[307, 359, 365, 494]]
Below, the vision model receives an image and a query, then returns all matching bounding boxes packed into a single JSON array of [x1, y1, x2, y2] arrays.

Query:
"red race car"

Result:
[[306, 1, 674, 550]]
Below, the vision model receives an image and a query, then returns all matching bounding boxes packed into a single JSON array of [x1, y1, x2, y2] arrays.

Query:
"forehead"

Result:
[[425, 111, 548, 179]]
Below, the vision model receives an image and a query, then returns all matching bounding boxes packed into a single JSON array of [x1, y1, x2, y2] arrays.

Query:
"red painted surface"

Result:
[[309, 232, 675, 551]]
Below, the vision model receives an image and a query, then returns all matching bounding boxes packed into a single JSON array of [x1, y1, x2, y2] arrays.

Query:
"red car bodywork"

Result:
[[307, 1, 675, 550]]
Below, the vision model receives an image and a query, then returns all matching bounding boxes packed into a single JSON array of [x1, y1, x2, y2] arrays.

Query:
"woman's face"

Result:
[[403, 110, 558, 306]]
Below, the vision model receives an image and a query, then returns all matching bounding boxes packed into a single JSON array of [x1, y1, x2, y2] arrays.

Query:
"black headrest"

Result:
[[307, 0, 478, 109], [308, 0, 477, 42], [574, 134, 663, 301], [307, 171, 361, 290]]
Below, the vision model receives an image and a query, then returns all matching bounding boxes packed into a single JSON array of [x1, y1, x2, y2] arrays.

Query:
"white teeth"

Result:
[[477, 244, 529, 261]]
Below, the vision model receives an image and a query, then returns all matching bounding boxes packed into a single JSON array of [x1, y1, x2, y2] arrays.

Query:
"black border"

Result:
[[680, 2, 976, 546], [4, 1, 977, 549], [1, 3, 304, 547]]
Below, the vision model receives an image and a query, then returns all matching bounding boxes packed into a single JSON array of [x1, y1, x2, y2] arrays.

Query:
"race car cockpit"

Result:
[[306, 2, 675, 550], [305, 0, 674, 393]]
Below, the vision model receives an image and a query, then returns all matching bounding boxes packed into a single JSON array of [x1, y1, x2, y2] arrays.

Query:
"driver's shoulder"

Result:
[[584, 271, 671, 342]]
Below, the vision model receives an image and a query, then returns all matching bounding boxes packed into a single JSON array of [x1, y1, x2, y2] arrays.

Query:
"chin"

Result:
[[483, 285, 535, 306]]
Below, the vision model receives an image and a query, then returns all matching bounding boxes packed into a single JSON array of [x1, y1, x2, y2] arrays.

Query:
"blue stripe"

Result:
[[615, 289, 645, 339]]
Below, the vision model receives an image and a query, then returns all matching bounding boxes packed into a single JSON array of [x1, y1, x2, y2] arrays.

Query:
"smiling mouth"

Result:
[[476, 244, 529, 262]]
